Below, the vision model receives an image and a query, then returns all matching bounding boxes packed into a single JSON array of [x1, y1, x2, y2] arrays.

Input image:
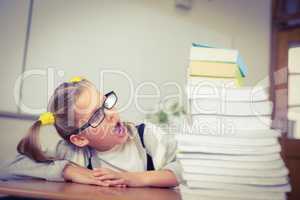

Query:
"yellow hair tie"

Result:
[[39, 112, 55, 125], [69, 76, 84, 83]]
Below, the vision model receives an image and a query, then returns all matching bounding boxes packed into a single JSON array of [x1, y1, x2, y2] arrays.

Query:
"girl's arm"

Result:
[[95, 122, 182, 187], [1, 139, 96, 184], [1, 127, 72, 182], [1, 154, 124, 187], [122, 169, 178, 187], [94, 167, 178, 187], [142, 122, 183, 186], [1, 154, 70, 182]]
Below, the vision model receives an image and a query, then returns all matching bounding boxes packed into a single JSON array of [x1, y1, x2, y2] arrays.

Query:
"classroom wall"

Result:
[[19, 0, 272, 122], [20, 0, 230, 121], [0, 0, 272, 156], [0, 0, 29, 112]]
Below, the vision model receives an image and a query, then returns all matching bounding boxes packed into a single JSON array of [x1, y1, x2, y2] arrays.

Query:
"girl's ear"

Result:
[[69, 134, 89, 147]]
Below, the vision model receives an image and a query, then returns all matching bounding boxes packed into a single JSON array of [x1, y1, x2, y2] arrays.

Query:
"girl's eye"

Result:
[[89, 109, 105, 127]]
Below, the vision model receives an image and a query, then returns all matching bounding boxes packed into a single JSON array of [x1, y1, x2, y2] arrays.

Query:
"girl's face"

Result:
[[72, 84, 129, 151]]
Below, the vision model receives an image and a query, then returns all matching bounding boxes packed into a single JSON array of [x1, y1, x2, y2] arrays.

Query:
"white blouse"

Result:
[[95, 138, 146, 172]]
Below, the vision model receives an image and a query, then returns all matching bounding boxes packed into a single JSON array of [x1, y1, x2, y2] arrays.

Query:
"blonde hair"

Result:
[[17, 80, 92, 162]]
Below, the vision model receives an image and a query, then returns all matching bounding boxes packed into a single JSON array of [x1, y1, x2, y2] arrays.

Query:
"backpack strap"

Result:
[[86, 147, 93, 170], [136, 123, 155, 171]]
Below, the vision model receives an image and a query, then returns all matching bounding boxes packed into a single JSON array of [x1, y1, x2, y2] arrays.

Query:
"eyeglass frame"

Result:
[[67, 91, 118, 135]]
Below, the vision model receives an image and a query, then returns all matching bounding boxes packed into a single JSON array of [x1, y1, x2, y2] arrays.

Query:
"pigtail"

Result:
[[17, 120, 51, 162], [17, 77, 91, 162]]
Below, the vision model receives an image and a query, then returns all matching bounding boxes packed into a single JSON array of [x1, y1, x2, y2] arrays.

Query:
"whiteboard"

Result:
[[20, 0, 231, 121]]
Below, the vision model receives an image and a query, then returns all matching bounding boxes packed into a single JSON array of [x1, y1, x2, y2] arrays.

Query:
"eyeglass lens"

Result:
[[88, 92, 117, 128], [104, 92, 117, 109], [89, 108, 105, 128]]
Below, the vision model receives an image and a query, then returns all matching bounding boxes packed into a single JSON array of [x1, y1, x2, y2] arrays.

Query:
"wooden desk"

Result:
[[0, 180, 181, 200]]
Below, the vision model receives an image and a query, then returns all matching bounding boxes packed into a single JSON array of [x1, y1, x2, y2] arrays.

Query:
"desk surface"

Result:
[[0, 180, 181, 200]]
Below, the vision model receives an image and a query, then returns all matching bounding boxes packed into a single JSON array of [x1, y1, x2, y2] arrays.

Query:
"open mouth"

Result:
[[113, 121, 126, 137]]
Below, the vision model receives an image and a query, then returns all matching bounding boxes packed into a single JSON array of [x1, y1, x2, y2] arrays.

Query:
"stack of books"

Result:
[[287, 47, 300, 138], [177, 44, 291, 200]]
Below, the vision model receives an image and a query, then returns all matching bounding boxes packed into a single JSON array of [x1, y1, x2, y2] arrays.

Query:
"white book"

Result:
[[181, 193, 286, 200], [184, 181, 291, 192], [179, 159, 284, 170], [189, 99, 273, 116], [182, 174, 288, 186], [288, 107, 300, 138], [191, 115, 271, 130], [181, 166, 288, 178], [176, 134, 277, 147], [187, 76, 238, 88], [190, 46, 239, 63], [179, 127, 281, 138], [288, 47, 300, 73], [177, 152, 281, 162], [177, 143, 281, 155], [180, 184, 287, 200], [288, 75, 300, 106], [180, 194, 240, 200], [187, 84, 268, 102], [181, 193, 287, 200]]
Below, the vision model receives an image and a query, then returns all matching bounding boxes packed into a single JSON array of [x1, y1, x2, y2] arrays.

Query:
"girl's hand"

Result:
[[93, 168, 145, 187], [62, 164, 126, 187], [94, 168, 179, 188]]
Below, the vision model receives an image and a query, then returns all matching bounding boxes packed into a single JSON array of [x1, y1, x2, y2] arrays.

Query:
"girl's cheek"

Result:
[[99, 119, 111, 131], [85, 126, 102, 138], [94, 127, 105, 139]]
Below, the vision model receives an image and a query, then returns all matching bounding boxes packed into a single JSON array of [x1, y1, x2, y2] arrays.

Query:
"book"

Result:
[[181, 166, 288, 178], [189, 99, 273, 116], [188, 67, 244, 88], [187, 84, 268, 102], [288, 75, 300, 106], [177, 143, 281, 155], [180, 184, 286, 200], [188, 61, 243, 78], [182, 174, 288, 186], [191, 115, 272, 130], [179, 127, 281, 138], [189, 44, 247, 77], [288, 47, 300, 73], [179, 159, 284, 170], [184, 181, 291, 192], [288, 107, 300, 138], [176, 152, 281, 162], [187, 76, 241, 88], [176, 134, 277, 147], [181, 192, 286, 200]]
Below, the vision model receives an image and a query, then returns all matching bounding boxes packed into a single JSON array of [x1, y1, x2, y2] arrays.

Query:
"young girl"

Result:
[[1, 77, 182, 188]]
